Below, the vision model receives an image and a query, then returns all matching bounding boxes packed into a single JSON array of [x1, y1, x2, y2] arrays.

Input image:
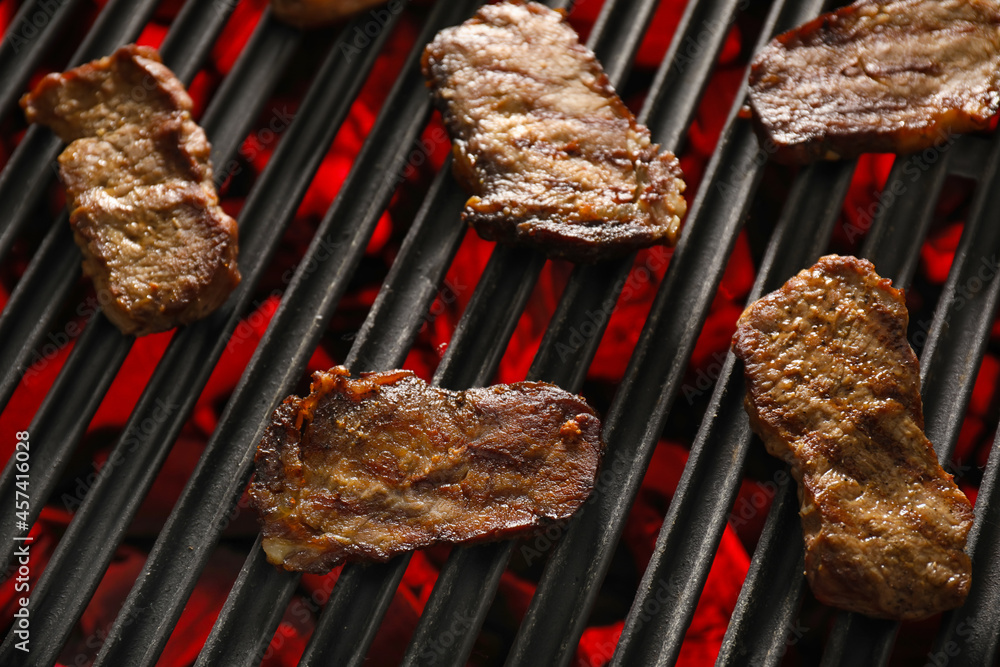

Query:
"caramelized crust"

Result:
[[748, 0, 1000, 164], [732, 255, 973, 620], [250, 367, 604, 573], [21, 45, 240, 336], [422, 1, 687, 263]]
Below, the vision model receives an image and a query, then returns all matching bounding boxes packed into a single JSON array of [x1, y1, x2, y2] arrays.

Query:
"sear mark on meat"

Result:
[[250, 366, 604, 573], [748, 0, 1000, 164], [732, 255, 973, 621], [21, 44, 240, 336], [271, 0, 393, 28], [422, 1, 687, 263]]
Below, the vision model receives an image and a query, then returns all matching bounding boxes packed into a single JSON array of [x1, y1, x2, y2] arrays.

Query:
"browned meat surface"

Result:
[[422, 1, 687, 263], [271, 0, 390, 27], [748, 0, 1000, 164], [21, 45, 240, 336], [731, 255, 973, 621], [250, 366, 604, 572]]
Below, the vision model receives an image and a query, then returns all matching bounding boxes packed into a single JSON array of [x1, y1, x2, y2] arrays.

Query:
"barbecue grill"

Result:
[[1, 0, 999, 664]]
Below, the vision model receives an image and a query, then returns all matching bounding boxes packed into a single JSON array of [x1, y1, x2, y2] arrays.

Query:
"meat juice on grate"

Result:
[[1, 1, 999, 666]]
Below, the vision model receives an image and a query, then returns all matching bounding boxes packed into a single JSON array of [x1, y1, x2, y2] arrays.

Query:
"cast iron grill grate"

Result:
[[0, 0, 998, 665]]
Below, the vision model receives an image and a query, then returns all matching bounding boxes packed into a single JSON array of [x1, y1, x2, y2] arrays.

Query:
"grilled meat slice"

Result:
[[250, 367, 604, 573], [422, 1, 687, 263], [748, 0, 1000, 164], [21, 44, 240, 336], [732, 255, 973, 621], [271, 0, 391, 27]]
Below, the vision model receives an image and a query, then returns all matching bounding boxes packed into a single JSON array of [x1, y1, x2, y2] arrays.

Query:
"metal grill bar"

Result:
[[0, 128, 63, 261], [504, 0, 826, 662], [0, 0, 240, 410], [200, 11, 302, 180], [300, 561, 409, 666], [641, 0, 743, 147], [345, 166, 470, 375], [0, 219, 78, 409], [821, 617, 898, 667], [951, 136, 994, 179], [931, 422, 1000, 665], [0, 315, 131, 574], [402, 541, 514, 667], [613, 159, 856, 667], [158, 0, 240, 84], [197, 539, 301, 667], [0, 0, 162, 262], [858, 150, 955, 287], [431, 247, 546, 389], [587, 0, 661, 86], [89, 3, 480, 663], [529, 256, 630, 389], [716, 474, 803, 666], [919, 138, 1000, 460], [819, 124, 1000, 666], [0, 0, 83, 116]]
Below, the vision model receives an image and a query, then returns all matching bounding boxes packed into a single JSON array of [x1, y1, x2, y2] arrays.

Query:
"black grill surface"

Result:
[[1, 0, 999, 666]]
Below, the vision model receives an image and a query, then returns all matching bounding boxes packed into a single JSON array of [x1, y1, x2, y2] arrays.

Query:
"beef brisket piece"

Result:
[[422, 1, 687, 263], [732, 255, 973, 620], [250, 367, 604, 573], [22, 44, 240, 336], [748, 0, 1000, 164]]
